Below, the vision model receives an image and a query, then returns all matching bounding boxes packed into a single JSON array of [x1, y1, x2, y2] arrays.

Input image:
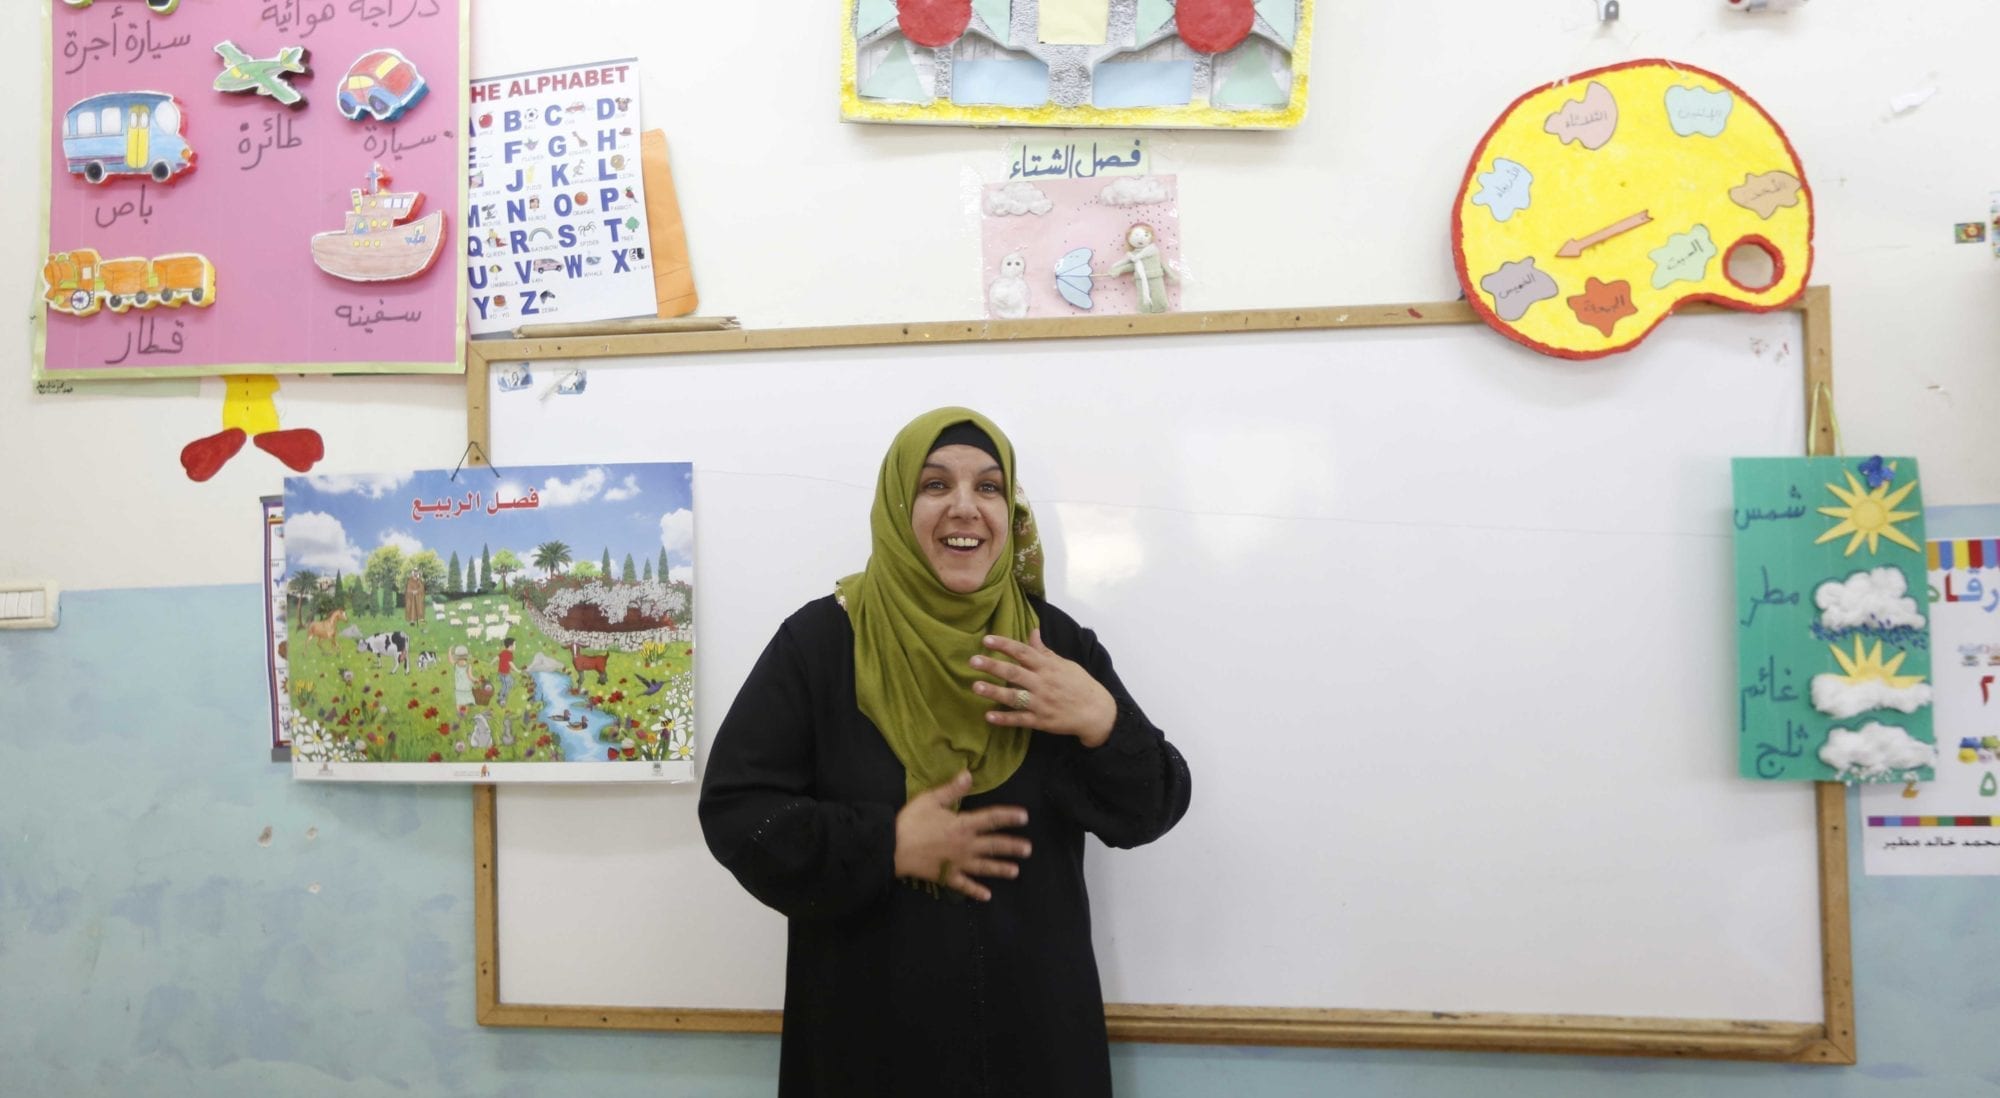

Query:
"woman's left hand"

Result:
[[970, 630, 1116, 749]]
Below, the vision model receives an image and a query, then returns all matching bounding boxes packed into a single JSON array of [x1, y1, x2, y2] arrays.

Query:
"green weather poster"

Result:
[[1733, 456, 1933, 782]]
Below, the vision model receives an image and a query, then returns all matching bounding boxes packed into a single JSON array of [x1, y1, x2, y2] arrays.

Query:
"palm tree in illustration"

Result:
[[532, 540, 573, 580], [286, 569, 322, 626]]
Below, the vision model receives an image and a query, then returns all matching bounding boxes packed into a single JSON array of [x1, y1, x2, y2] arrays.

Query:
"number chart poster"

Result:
[[1863, 509, 2000, 876], [38, 0, 468, 380], [283, 463, 696, 784], [465, 58, 655, 336], [1732, 457, 1933, 782]]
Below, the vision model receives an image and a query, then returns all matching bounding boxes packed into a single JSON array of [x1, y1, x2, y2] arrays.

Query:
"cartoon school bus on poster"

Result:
[[42, 249, 216, 317], [62, 91, 195, 184]]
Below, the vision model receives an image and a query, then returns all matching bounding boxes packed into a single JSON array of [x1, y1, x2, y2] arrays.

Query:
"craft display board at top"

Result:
[[844, 0, 1313, 128], [465, 297, 1852, 1063], [37, 0, 468, 380]]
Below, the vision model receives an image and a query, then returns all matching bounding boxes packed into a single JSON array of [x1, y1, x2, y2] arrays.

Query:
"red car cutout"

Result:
[[337, 48, 429, 123]]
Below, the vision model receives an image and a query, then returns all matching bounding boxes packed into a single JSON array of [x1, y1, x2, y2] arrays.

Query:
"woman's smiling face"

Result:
[[911, 443, 1008, 594]]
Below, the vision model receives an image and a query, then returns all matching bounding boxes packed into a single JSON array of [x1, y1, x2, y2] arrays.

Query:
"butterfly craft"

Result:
[[1856, 456, 1895, 490], [1054, 247, 1095, 311]]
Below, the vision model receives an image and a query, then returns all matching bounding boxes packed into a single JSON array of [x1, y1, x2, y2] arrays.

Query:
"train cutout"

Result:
[[42, 249, 216, 318]]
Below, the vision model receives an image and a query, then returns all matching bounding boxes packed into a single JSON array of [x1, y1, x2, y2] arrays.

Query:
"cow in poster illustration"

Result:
[[358, 630, 410, 672]]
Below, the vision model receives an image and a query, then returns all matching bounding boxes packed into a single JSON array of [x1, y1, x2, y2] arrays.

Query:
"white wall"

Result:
[[6, 0, 1997, 591]]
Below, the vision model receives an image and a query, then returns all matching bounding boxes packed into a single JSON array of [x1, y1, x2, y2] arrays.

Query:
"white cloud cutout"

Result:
[[378, 530, 424, 557], [668, 565, 695, 585], [286, 511, 363, 573], [1099, 176, 1169, 208], [1816, 567, 1926, 631], [536, 467, 607, 507], [1818, 722, 1936, 780], [658, 508, 694, 555], [985, 181, 1052, 217], [604, 474, 643, 502], [1811, 675, 1933, 720], [305, 473, 412, 499]]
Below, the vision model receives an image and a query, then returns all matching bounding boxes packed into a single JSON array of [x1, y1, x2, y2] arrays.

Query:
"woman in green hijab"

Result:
[[700, 407, 1191, 1098]]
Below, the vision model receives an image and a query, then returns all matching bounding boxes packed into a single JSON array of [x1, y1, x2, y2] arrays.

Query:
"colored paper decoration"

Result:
[[845, 0, 1313, 128]]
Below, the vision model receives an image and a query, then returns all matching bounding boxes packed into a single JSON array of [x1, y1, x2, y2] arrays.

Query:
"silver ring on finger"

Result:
[[1012, 687, 1032, 710]]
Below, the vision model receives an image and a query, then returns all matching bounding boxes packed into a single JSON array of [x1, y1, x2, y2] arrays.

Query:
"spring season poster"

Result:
[[1863, 508, 2000, 876], [1733, 457, 1933, 782], [465, 58, 655, 335], [282, 463, 696, 783], [39, 0, 468, 379], [263, 494, 293, 759]]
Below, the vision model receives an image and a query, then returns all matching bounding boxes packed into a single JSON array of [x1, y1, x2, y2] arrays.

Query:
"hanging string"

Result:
[[450, 440, 504, 481], [1807, 381, 1844, 457]]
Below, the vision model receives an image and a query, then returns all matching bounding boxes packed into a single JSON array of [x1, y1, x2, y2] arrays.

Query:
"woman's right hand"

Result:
[[893, 771, 1031, 902]]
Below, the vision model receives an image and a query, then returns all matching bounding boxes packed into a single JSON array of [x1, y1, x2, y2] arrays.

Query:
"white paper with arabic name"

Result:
[[465, 58, 656, 336]]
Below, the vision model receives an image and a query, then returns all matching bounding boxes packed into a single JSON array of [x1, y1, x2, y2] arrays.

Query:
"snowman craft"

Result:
[[988, 252, 1030, 319], [1106, 223, 1176, 313]]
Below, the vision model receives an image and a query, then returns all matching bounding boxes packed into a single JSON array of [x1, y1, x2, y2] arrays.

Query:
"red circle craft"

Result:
[[1176, 0, 1255, 54], [898, 0, 974, 48]]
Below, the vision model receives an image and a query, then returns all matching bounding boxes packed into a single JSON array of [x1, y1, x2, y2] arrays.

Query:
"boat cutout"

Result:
[[310, 163, 446, 283]]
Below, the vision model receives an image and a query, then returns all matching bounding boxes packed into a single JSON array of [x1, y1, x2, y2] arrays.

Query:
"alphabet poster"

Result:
[[465, 58, 656, 336], [282, 462, 696, 784], [1733, 457, 1933, 782], [1863, 510, 2000, 876], [38, 0, 469, 380]]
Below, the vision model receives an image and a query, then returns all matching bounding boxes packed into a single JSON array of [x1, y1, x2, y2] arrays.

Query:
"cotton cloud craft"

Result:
[[1454, 60, 1812, 358]]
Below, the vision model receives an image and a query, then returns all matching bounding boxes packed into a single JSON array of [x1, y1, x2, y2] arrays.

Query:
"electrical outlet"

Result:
[[0, 582, 59, 630]]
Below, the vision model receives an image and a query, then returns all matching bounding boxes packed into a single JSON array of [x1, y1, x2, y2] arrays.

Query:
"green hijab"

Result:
[[836, 407, 1045, 801]]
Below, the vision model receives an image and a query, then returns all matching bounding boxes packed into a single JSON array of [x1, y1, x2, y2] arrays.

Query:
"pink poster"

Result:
[[979, 174, 1182, 321], [39, 0, 468, 380]]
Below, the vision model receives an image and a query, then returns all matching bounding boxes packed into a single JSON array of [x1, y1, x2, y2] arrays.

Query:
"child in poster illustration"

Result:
[[496, 638, 517, 705], [452, 645, 475, 712]]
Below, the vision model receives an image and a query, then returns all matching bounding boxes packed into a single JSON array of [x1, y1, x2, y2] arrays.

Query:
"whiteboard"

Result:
[[483, 307, 1828, 1038]]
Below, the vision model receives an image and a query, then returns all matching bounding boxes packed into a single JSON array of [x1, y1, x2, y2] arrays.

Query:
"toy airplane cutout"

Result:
[[214, 41, 310, 107]]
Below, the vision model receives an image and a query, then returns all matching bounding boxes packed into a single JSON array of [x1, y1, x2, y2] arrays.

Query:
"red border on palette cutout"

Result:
[[1448, 58, 1817, 362]]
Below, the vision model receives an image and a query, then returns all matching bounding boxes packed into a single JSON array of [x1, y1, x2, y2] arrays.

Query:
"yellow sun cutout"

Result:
[[1815, 471, 1920, 556], [1826, 637, 1925, 690]]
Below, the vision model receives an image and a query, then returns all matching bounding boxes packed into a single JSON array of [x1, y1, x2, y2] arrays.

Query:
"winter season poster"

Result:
[[39, 0, 468, 379], [1863, 508, 2000, 876], [282, 463, 696, 783], [466, 58, 655, 336], [1733, 457, 1934, 782], [980, 173, 1180, 320]]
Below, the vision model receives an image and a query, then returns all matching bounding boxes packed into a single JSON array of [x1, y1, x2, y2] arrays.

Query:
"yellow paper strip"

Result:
[[1039, 0, 1110, 45]]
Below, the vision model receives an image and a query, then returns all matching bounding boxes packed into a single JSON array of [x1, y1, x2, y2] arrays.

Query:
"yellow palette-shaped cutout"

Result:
[[1453, 59, 1812, 359]]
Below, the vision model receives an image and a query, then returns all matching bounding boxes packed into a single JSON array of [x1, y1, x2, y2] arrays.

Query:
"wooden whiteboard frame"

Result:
[[462, 290, 1854, 1063]]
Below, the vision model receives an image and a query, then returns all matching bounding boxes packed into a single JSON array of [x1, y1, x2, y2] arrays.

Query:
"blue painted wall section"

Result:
[[3, 586, 1998, 1096]]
